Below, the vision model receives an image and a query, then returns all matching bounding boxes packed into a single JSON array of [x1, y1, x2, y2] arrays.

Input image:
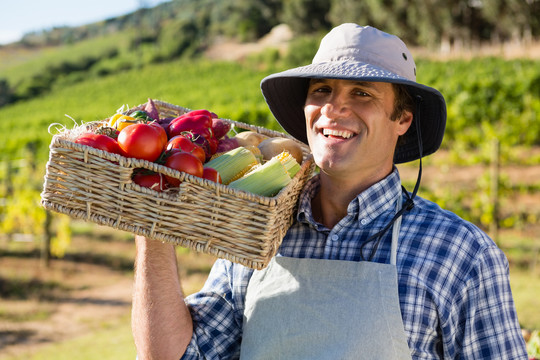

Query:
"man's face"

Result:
[[304, 79, 412, 182]]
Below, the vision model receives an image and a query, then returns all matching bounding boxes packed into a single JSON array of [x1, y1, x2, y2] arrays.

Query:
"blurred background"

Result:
[[0, 0, 539, 358]]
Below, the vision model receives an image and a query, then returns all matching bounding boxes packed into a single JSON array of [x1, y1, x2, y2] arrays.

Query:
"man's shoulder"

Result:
[[406, 195, 494, 248], [400, 195, 509, 290]]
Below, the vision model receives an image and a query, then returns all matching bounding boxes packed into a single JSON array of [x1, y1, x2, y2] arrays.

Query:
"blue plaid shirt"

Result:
[[182, 169, 527, 359]]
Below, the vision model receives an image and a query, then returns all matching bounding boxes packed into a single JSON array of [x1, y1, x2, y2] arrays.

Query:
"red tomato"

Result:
[[164, 151, 204, 187], [117, 123, 165, 162], [75, 133, 121, 154], [166, 135, 206, 163], [184, 128, 218, 157], [202, 167, 222, 184], [149, 122, 168, 148], [133, 172, 168, 192], [186, 135, 210, 161]]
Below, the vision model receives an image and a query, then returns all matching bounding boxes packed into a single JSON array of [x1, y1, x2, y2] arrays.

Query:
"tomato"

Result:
[[164, 151, 204, 187], [75, 133, 121, 154], [166, 135, 206, 163], [149, 122, 168, 148], [202, 167, 222, 184], [117, 123, 165, 162], [183, 128, 218, 159], [191, 127, 218, 153], [132, 172, 168, 192]]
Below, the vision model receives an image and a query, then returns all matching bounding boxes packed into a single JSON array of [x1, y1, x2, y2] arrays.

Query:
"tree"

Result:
[[157, 18, 200, 60], [0, 79, 12, 107], [209, 0, 282, 41], [282, 0, 331, 34], [328, 0, 373, 29], [480, 0, 534, 44]]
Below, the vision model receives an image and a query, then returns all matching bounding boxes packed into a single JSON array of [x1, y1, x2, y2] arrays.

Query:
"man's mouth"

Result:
[[322, 128, 356, 139]]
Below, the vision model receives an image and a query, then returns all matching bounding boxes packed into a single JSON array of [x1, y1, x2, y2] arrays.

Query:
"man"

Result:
[[132, 24, 528, 359]]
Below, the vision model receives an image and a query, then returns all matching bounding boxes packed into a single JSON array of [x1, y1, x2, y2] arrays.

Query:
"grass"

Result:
[[511, 268, 540, 332], [1, 316, 136, 360], [0, 303, 53, 322]]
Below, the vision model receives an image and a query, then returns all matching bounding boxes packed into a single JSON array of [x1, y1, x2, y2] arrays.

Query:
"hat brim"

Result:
[[260, 61, 447, 164]]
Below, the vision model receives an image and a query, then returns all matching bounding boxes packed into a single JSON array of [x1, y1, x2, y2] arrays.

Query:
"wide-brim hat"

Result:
[[260, 24, 447, 164]]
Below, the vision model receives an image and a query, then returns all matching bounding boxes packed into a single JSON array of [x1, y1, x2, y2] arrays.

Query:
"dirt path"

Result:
[[204, 24, 292, 61], [0, 253, 134, 359]]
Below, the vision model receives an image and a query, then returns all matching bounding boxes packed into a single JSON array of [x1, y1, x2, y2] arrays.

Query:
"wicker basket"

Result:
[[41, 100, 315, 270]]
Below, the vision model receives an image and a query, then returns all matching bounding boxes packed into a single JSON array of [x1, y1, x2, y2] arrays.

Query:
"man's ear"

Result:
[[396, 110, 413, 136]]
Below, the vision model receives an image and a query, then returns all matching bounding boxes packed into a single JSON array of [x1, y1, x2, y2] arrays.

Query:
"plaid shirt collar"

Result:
[[296, 168, 403, 231]]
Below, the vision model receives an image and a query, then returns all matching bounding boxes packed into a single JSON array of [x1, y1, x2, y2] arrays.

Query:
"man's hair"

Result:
[[390, 84, 415, 121], [391, 84, 415, 147]]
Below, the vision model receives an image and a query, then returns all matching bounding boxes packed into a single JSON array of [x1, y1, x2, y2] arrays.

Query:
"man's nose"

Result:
[[321, 95, 350, 119]]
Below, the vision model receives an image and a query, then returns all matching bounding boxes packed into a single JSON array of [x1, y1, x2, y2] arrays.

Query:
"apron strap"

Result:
[[390, 201, 403, 266], [361, 188, 410, 262]]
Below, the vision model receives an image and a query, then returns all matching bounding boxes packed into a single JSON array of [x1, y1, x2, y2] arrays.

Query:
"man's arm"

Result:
[[132, 235, 193, 360], [450, 245, 528, 359]]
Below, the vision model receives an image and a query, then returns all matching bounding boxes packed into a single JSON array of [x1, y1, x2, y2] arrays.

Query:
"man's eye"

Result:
[[354, 90, 370, 97], [313, 86, 330, 93]]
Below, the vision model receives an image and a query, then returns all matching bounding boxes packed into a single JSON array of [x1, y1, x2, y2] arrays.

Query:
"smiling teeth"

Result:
[[322, 128, 354, 139]]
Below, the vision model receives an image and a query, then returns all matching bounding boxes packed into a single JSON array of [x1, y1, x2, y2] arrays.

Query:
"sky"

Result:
[[0, 0, 171, 45]]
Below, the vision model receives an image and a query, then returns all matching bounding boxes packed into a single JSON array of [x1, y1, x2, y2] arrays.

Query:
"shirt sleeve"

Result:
[[181, 259, 252, 360], [444, 245, 528, 359]]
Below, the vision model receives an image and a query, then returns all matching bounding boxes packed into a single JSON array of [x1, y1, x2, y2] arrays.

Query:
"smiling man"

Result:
[[132, 24, 528, 359]]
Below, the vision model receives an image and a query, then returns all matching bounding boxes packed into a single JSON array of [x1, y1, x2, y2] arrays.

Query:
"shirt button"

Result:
[[331, 234, 339, 241], [360, 219, 368, 225]]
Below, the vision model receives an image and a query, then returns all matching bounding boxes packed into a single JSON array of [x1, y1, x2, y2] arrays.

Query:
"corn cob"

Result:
[[244, 145, 264, 163], [276, 151, 301, 178], [205, 147, 258, 184], [228, 157, 291, 197]]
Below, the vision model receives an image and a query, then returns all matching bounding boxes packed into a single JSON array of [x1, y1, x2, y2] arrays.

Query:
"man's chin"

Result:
[[314, 158, 353, 177]]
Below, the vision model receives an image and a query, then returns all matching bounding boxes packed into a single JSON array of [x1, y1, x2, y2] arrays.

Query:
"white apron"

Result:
[[240, 197, 412, 360]]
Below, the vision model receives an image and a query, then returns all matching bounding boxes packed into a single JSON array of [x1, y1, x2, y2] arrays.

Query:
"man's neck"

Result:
[[312, 166, 393, 229]]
